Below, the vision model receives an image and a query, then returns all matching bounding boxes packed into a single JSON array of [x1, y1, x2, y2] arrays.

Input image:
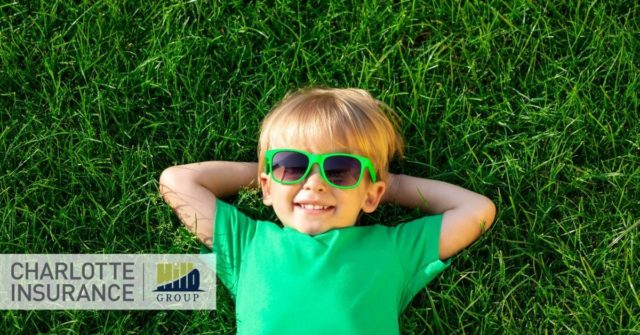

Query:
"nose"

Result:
[[302, 164, 327, 192]]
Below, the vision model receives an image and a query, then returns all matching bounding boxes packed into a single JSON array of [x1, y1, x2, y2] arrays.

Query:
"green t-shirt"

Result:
[[213, 199, 451, 335]]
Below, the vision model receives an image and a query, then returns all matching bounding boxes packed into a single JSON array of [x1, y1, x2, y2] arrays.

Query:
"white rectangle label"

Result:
[[0, 254, 216, 310]]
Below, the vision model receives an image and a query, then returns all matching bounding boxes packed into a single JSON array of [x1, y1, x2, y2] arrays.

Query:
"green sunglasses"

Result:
[[265, 149, 377, 189]]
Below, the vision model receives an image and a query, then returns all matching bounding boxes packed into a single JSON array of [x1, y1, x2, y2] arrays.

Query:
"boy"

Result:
[[160, 88, 496, 334]]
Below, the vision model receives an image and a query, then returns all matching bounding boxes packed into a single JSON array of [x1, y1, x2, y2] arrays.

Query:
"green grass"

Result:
[[1, 0, 639, 333]]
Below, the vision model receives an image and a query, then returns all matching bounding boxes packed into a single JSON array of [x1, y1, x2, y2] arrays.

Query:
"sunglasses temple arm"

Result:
[[367, 165, 377, 183]]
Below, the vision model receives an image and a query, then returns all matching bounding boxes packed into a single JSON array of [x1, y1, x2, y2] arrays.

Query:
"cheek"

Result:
[[270, 186, 296, 207], [335, 191, 366, 211]]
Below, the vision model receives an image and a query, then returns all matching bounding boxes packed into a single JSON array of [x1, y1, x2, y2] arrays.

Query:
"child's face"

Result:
[[259, 142, 386, 235]]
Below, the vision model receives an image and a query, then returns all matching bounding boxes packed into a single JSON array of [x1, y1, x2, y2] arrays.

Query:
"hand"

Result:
[[381, 172, 399, 204]]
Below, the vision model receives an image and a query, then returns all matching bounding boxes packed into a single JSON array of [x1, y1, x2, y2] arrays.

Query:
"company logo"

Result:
[[153, 262, 202, 303], [0, 255, 216, 310]]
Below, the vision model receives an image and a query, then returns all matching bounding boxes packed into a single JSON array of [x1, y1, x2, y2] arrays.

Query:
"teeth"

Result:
[[299, 204, 330, 210]]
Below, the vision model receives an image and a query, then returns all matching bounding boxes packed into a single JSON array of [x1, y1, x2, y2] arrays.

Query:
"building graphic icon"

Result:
[[154, 263, 202, 292]]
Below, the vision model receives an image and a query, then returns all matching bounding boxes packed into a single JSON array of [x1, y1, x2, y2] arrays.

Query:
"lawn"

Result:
[[1, 0, 638, 333]]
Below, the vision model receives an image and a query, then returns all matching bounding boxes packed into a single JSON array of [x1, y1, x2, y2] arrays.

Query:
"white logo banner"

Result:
[[0, 254, 216, 310]]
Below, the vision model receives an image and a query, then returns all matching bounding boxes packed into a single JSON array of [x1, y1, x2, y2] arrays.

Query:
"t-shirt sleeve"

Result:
[[391, 214, 452, 310], [212, 198, 258, 299]]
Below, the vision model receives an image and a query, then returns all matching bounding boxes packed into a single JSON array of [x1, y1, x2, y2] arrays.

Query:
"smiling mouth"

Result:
[[295, 203, 335, 211]]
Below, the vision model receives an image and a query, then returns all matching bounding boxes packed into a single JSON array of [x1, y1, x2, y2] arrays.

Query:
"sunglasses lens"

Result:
[[272, 151, 309, 182], [323, 156, 362, 187]]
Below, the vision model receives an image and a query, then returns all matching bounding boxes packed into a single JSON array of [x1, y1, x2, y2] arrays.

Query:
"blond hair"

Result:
[[257, 87, 404, 182]]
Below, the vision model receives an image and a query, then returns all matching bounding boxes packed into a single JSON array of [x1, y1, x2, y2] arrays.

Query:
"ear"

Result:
[[362, 181, 386, 213], [259, 172, 273, 206]]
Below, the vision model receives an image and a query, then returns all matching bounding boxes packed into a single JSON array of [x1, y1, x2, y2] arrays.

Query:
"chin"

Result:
[[294, 223, 329, 235]]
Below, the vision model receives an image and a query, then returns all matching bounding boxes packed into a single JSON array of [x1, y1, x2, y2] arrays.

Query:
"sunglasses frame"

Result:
[[265, 148, 377, 189]]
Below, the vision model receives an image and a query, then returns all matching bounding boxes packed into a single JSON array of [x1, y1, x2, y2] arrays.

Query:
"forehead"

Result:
[[268, 132, 365, 156]]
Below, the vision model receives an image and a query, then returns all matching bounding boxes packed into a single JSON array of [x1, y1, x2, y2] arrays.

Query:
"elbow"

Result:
[[478, 196, 496, 234], [159, 167, 179, 198]]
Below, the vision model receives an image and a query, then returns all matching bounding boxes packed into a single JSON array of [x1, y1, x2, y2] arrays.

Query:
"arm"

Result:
[[159, 162, 258, 248], [382, 173, 496, 260]]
